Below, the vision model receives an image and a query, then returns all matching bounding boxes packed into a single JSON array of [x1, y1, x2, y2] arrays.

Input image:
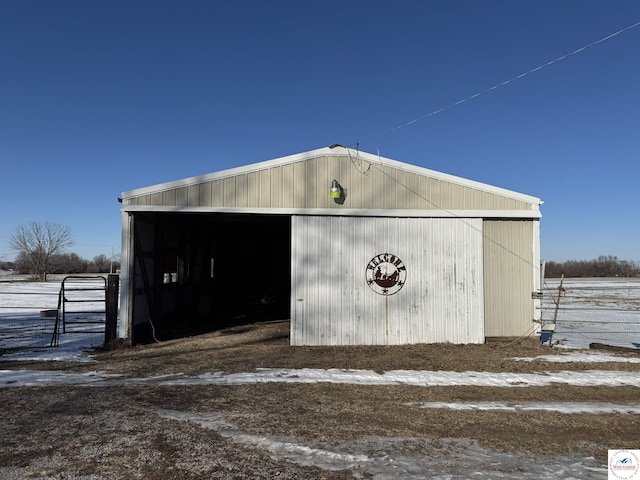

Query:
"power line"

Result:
[[355, 19, 640, 146], [342, 20, 640, 273]]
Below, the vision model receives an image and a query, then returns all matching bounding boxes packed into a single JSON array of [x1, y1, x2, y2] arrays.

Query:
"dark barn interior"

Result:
[[131, 213, 291, 343]]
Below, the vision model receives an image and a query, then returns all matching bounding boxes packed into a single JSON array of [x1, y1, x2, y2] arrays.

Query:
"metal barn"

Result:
[[118, 145, 543, 345]]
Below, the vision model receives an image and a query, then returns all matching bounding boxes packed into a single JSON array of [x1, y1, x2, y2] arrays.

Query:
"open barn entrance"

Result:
[[131, 213, 291, 343]]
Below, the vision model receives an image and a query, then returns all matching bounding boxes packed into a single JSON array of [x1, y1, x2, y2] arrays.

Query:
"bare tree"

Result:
[[91, 254, 111, 273], [545, 256, 640, 278], [9, 221, 74, 281]]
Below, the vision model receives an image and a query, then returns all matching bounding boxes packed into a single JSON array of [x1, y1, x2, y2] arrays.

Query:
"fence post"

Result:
[[105, 274, 119, 348], [552, 274, 565, 324]]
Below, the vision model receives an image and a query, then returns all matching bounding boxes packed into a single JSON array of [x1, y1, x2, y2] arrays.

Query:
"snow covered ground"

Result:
[[1, 275, 639, 380], [1, 275, 639, 479], [0, 274, 106, 353], [542, 277, 640, 349]]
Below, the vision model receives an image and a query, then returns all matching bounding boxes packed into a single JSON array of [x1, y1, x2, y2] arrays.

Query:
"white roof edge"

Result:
[[355, 148, 542, 204], [121, 145, 542, 205], [121, 146, 333, 198], [121, 205, 541, 219]]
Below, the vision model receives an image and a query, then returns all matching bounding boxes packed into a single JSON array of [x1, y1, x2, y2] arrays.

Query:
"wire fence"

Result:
[[0, 274, 108, 350], [541, 278, 640, 349], [2, 274, 639, 351]]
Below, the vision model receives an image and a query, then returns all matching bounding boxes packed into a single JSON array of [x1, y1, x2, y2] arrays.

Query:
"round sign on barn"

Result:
[[365, 253, 406, 296]]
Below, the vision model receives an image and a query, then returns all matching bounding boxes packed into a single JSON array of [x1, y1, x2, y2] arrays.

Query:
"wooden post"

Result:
[[105, 274, 119, 348]]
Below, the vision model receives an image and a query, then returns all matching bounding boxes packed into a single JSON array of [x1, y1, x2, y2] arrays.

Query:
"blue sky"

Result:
[[1, 1, 639, 263]]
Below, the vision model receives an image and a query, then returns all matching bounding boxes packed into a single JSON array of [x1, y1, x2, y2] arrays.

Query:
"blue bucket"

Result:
[[540, 330, 553, 344]]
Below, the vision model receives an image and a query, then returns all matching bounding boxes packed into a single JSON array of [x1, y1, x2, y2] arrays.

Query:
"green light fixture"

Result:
[[330, 179, 342, 199]]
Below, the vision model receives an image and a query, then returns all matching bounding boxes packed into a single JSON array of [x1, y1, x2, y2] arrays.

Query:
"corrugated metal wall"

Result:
[[120, 150, 541, 344], [290, 216, 485, 345], [126, 155, 533, 211], [483, 220, 537, 337]]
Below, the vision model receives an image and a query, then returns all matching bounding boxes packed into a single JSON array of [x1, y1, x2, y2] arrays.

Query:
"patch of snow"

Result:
[[158, 409, 370, 471], [512, 351, 640, 363], [0, 369, 119, 387], [408, 401, 640, 414], [2, 367, 640, 389], [157, 409, 608, 480], [155, 368, 640, 388], [0, 334, 99, 362]]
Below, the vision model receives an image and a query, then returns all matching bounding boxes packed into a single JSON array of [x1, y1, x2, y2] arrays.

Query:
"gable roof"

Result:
[[121, 145, 542, 217]]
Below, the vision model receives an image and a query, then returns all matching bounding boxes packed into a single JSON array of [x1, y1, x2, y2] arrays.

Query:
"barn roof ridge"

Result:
[[121, 145, 541, 205]]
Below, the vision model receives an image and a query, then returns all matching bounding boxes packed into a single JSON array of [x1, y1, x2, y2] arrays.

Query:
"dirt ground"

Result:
[[1, 320, 639, 479]]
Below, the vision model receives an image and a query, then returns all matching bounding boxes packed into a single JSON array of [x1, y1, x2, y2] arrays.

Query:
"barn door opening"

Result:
[[131, 213, 291, 344]]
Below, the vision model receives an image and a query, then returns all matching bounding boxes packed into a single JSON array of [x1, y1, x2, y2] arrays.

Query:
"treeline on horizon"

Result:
[[3, 253, 637, 278], [0, 252, 120, 275], [544, 255, 640, 278]]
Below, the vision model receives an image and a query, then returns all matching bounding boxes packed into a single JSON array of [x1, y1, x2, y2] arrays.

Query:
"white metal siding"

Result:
[[291, 216, 484, 345]]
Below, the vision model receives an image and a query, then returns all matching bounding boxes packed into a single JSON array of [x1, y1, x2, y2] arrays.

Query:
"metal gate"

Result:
[[51, 276, 107, 346]]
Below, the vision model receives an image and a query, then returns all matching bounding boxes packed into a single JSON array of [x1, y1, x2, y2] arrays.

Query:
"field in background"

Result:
[[1, 272, 639, 351], [0, 273, 107, 351], [541, 277, 640, 350]]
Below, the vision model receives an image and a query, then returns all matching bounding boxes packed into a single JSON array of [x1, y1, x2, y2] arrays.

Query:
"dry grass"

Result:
[[1, 320, 639, 479]]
